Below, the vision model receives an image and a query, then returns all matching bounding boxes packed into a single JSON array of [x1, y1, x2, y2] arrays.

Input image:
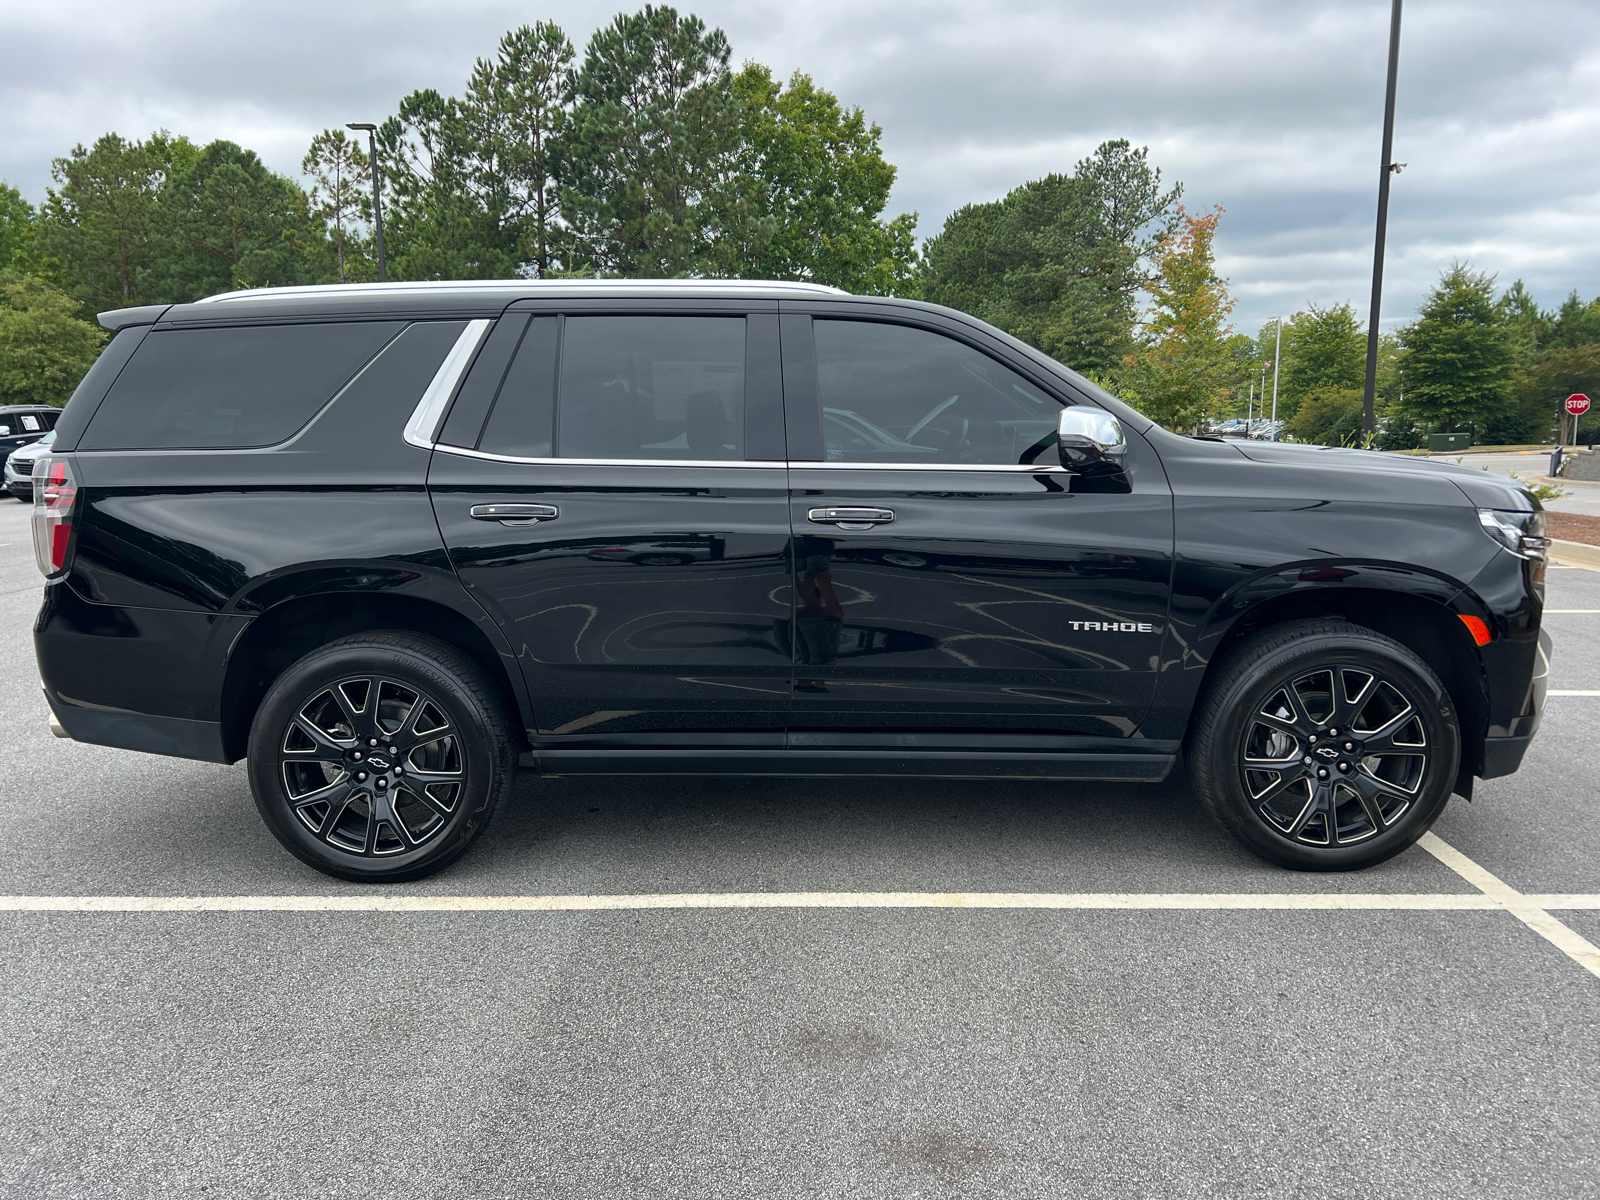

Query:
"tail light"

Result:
[[32, 456, 78, 577]]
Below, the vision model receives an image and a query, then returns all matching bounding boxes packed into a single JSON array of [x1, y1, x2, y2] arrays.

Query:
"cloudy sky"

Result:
[[3, 0, 1596, 333]]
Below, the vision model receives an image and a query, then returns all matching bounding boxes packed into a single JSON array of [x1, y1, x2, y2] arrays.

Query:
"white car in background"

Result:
[[5, 430, 54, 500]]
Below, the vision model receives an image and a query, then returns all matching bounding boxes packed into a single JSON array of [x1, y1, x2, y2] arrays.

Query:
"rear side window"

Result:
[[80, 321, 404, 450], [480, 316, 746, 461]]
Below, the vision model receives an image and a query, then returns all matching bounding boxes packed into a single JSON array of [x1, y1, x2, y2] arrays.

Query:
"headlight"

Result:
[[1478, 508, 1550, 559]]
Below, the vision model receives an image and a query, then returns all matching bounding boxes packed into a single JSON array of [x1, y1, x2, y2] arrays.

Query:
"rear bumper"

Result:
[[43, 684, 226, 762], [35, 581, 241, 764]]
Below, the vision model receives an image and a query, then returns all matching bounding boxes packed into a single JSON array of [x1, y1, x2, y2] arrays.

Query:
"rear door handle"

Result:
[[470, 503, 559, 526], [808, 506, 894, 530]]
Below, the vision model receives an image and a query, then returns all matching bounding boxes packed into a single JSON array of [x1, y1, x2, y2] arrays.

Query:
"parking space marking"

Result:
[[3, 891, 1599, 913], [1419, 832, 1600, 980]]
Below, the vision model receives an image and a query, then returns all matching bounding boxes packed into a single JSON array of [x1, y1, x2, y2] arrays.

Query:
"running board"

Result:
[[533, 749, 1176, 782]]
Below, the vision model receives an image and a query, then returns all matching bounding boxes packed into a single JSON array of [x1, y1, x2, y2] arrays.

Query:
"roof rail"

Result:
[[194, 278, 850, 304]]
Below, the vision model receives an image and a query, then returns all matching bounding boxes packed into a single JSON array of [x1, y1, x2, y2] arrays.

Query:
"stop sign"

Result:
[[1567, 394, 1591, 415]]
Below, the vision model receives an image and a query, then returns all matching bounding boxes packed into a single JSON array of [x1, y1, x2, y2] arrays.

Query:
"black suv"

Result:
[[33, 281, 1550, 881]]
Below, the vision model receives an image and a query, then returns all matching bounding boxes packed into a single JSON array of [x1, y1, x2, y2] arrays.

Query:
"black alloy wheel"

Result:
[[1190, 619, 1459, 870], [248, 632, 515, 882]]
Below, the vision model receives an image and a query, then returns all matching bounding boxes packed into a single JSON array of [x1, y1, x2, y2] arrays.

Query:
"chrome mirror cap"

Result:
[[1057, 406, 1126, 458]]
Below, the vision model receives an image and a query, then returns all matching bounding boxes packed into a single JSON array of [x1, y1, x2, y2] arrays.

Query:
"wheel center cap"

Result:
[[1315, 746, 1339, 760], [367, 754, 390, 772]]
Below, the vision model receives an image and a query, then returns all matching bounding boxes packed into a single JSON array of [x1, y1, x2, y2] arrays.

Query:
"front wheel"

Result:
[[1189, 620, 1460, 871], [247, 631, 516, 882]]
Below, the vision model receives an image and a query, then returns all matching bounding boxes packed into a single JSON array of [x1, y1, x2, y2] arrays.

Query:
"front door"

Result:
[[429, 310, 793, 740], [780, 312, 1174, 744]]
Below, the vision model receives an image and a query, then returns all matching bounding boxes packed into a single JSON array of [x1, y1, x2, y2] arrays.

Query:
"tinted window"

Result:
[[558, 317, 745, 461], [476, 317, 558, 458], [812, 320, 1060, 465], [81, 321, 404, 450]]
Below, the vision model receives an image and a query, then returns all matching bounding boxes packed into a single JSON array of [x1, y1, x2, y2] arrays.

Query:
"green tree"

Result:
[[920, 140, 1181, 373], [1112, 206, 1237, 430], [1278, 302, 1365, 418], [302, 129, 371, 283], [727, 64, 917, 293], [1524, 343, 1600, 441], [1395, 264, 1514, 436], [378, 23, 576, 280], [492, 21, 576, 277], [0, 185, 42, 275], [1285, 387, 1364, 444], [37, 134, 166, 310], [1547, 291, 1600, 350], [1496, 278, 1549, 367], [562, 6, 743, 276], [151, 140, 321, 300], [0, 274, 106, 406]]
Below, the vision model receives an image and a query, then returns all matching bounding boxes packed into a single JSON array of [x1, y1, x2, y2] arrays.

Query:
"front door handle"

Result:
[[808, 506, 894, 530], [470, 503, 559, 526]]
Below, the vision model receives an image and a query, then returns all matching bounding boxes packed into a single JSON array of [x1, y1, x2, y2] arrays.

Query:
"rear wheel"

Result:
[[1189, 620, 1459, 870], [247, 631, 515, 882]]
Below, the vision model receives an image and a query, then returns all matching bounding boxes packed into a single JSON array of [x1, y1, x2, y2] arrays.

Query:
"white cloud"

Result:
[[2, 0, 1596, 332]]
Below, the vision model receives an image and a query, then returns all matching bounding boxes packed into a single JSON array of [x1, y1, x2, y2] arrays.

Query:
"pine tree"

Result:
[[1396, 265, 1513, 435], [561, 6, 743, 276]]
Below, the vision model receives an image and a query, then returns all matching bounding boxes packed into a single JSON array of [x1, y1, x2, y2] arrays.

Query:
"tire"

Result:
[[247, 631, 516, 883], [1189, 619, 1460, 871]]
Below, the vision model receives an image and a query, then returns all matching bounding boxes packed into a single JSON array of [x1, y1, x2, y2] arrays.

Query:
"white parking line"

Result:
[[1419, 832, 1600, 980], [0, 892, 1515, 912], [1, 890, 1597, 913]]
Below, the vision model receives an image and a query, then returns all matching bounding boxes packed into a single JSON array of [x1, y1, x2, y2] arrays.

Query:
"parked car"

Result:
[[0, 405, 60, 475], [5, 430, 54, 499], [34, 281, 1550, 882]]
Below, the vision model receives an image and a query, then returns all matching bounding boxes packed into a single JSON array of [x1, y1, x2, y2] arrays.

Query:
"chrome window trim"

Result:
[[431, 444, 786, 469], [402, 319, 493, 449], [428, 443, 1066, 472], [789, 460, 1069, 473]]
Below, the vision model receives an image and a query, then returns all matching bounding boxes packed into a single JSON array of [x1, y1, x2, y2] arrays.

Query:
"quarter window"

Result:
[[812, 320, 1060, 465], [81, 322, 404, 451]]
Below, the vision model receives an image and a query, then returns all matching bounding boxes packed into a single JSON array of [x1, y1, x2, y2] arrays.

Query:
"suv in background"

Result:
[[0, 405, 58, 475], [33, 281, 1550, 882], [5, 430, 54, 500]]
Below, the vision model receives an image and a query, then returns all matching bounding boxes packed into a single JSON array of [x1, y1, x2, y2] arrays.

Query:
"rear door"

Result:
[[428, 304, 793, 743], [780, 308, 1174, 744]]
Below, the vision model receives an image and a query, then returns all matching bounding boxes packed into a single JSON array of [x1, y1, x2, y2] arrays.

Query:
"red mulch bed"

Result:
[[1546, 511, 1600, 546]]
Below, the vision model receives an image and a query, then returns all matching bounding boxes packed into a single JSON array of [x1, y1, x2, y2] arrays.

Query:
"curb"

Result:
[[1549, 539, 1600, 570]]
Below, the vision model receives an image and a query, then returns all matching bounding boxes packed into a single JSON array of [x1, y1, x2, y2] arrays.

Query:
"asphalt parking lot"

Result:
[[1, 496, 1597, 1199]]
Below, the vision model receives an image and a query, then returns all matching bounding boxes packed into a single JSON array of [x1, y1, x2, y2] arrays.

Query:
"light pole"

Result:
[[1271, 317, 1283, 430], [1361, 0, 1404, 437], [346, 123, 387, 283]]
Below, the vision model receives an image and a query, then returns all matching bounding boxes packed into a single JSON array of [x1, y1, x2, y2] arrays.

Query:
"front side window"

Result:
[[812, 320, 1060, 465]]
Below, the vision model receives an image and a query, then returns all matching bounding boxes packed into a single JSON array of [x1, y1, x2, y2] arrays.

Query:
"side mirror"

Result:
[[1057, 406, 1125, 467]]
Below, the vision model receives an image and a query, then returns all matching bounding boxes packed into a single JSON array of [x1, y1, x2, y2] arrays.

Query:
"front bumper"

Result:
[[1477, 626, 1550, 779]]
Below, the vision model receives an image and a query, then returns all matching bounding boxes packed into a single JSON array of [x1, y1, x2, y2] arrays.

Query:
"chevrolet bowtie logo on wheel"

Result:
[[1067, 621, 1155, 632]]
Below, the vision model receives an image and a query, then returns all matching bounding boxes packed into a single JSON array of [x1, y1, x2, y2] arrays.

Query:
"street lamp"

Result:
[[345, 123, 387, 282], [1361, 0, 1404, 437]]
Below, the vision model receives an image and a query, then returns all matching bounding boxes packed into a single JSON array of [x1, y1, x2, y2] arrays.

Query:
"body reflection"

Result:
[[794, 536, 843, 692]]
